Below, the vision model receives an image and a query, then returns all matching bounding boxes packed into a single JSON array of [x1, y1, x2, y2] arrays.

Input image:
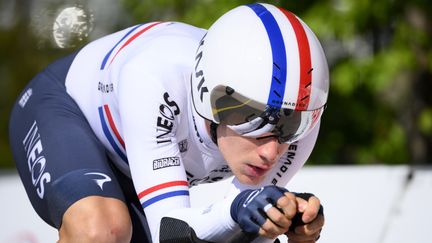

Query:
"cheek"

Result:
[[217, 129, 249, 168], [218, 141, 244, 178], [217, 129, 255, 159], [279, 143, 290, 154], [217, 135, 241, 162]]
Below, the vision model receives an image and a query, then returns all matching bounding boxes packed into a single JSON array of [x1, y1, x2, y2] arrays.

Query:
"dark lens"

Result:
[[214, 94, 262, 125], [282, 108, 294, 116], [272, 110, 302, 143]]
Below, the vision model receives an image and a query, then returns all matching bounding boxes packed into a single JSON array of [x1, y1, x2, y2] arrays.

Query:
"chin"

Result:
[[237, 174, 264, 186]]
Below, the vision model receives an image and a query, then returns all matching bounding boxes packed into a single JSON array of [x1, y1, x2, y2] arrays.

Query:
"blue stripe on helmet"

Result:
[[247, 3, 287, 108]]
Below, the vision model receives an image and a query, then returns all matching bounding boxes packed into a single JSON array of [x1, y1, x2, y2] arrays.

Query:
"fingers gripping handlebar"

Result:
[[229, 187, 324, 242], [289, 192, 324, 231], [159, 187, 324, 243]]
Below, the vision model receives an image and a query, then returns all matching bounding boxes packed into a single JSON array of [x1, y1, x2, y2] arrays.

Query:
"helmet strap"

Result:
[[210, 122, 218, 145]]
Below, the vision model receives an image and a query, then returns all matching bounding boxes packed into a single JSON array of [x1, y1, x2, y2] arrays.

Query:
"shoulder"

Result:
[[119, 22, 206, 68], [116, 22, 206, 111]]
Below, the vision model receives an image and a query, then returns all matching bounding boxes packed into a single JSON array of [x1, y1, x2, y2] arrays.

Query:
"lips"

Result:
[[245, 164, 270, 178]]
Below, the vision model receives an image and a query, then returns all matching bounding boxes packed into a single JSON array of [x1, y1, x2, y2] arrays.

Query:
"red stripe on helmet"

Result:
[[279, 8, 312, 110]]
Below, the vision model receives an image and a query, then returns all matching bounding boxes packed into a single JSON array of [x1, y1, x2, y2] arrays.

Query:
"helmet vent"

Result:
[[300, 95, 310, 101], [273, 62, 282, 84], [273, 90, 281, 98]]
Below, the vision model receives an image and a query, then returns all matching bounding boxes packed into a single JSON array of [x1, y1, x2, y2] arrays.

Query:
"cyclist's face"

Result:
[[217, 124, 289, 185]]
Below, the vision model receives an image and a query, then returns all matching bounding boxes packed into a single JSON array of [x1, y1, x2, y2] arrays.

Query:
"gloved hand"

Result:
[[289, 192, 324, 232], [286, 192, 325, 242], [230, 185, 297, 239]]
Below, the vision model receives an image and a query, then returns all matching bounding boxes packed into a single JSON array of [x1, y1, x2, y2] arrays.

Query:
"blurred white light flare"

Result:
[[52, 6, 94, 48]]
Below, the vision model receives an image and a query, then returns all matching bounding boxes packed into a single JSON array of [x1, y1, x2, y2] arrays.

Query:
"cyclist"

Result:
[[9, 3, 328, 243]]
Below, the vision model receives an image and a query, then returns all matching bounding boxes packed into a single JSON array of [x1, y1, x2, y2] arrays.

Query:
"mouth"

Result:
[[244, 164, 270, 178]]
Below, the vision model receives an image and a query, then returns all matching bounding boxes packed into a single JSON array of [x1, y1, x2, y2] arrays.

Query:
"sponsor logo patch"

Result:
[[19, 88, 33, 108], [271, 143, 297, 185], [23, 121, 51, 199], [194, 35, 208, 102], [178, 139, 188, 153], [84, 172, 112, 190], [156, 92, 180, 144], [186, 165, 232, 186], [98, 82, 114, 93], [153, 157, 180, 170]]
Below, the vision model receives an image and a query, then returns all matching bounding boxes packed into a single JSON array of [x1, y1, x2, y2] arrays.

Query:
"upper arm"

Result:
[[117, 58, 191, 240]]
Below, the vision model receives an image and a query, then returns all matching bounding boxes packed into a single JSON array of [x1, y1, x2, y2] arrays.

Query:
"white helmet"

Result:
[[191, 3, 329, 143]]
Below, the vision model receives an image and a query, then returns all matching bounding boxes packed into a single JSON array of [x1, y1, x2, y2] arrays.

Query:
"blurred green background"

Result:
[[1, 0, 431, 169]]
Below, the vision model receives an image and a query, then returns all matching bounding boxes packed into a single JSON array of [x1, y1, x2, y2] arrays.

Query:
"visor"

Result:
[[211, 86, 325, 143]]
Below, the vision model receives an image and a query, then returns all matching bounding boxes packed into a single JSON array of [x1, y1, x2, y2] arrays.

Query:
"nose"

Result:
[[256, 138, 280, 164]]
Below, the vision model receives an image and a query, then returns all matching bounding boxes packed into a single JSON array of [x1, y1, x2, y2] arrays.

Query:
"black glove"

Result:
[[288, 192, 324, 232]]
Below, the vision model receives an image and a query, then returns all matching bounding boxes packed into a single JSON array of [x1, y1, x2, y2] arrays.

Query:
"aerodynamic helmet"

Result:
[[191, 3, 329, 143]]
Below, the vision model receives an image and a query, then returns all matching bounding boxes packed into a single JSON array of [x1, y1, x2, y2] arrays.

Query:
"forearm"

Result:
[[163, 194, 240, 242]]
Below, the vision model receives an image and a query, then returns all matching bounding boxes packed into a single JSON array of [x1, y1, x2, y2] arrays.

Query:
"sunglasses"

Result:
[[211, 86, 325, 143]]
